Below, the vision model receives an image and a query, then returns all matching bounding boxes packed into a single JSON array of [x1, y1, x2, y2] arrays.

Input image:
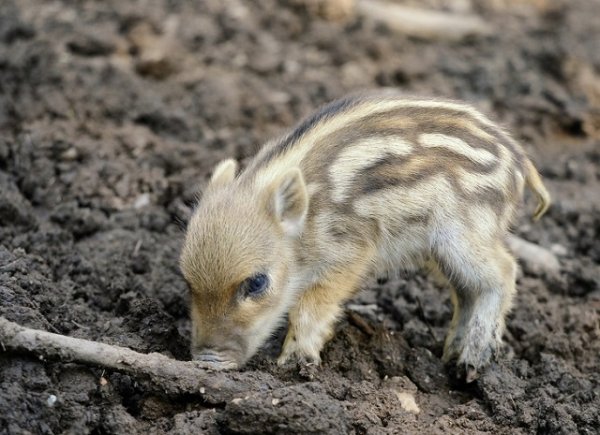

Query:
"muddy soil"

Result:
[[1, 0, 599, 433]]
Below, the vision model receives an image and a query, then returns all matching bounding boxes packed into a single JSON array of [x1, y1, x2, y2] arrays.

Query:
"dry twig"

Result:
[[357, 0, 492, 41], [507, 235, 561, 277], [0, 317, 282, 403]]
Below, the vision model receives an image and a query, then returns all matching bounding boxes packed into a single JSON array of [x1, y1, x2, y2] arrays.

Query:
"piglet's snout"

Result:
[[192, 347, 241, 370]]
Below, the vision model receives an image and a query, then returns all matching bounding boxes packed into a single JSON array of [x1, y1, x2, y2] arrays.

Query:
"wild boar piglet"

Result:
[[180, 91, 550, 381]]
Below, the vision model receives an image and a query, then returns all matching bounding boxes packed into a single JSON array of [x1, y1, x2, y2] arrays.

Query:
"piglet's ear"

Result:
[[269, 168, 308, 237], [210, 159, 238, 188]]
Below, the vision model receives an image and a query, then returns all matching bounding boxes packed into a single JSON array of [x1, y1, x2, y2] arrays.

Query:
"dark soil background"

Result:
[[1, 0, 599, 433]]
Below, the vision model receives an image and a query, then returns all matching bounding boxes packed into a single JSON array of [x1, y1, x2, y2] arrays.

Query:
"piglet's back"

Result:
[[241, 91, 534, 235]]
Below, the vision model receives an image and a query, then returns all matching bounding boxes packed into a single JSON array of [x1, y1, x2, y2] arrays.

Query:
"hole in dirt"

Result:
[[562, 119, 586, 137], [445, 372, 485, 399], [122, 392, 144, 417], [107, 373, 223, 421]]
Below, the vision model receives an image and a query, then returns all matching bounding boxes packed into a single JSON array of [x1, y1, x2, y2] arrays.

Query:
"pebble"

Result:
[[47, 395, 57, 407], [134, 193, 151, 209]]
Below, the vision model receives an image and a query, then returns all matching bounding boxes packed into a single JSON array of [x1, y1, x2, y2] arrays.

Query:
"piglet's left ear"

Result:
[[269, 168, 308, 237], [210, 159, 238, 188]]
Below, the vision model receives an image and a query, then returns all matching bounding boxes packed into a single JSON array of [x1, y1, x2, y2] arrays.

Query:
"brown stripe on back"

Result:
[[303, 103, 516, 199], [352, 143, 512, 217], [298, 107, 420, 185], [357, 146, 499, 195], [419, 106, 527, 169], [359, 106, 504, 156], [369, 163, 516, 220], [357, 105, 528, 170], [305, 124, 503, 198], [301, 104, 509, 187], [248, 94, 526, 206], [302, 126, 415, 184], [252, 95, 367, 167], [415, 120, 500, 157]]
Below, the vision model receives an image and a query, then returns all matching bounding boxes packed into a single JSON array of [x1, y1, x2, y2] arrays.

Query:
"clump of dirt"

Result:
[[1, 0, 599, 433]]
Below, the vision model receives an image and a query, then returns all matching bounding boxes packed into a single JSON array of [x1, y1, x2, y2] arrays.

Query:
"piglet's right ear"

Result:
[[268, 168, 308, 238], [210, 159, 238, 188]]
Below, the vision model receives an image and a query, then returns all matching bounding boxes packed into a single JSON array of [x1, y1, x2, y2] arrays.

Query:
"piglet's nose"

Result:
[[194, 349, 228, 363], [192, 348, 239, 370]]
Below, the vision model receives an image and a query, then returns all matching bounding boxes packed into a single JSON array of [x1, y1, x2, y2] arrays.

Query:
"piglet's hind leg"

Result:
[[436, 238, 516, 382]]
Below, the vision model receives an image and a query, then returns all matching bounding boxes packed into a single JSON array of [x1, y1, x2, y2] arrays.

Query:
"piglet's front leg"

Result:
[[277, 259, 369, 366]]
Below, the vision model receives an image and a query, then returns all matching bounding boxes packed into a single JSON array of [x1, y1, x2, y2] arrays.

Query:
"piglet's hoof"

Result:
[[459, 363, 480, 383], [445, 359, 485, 384], [277, 351, 321, 367]]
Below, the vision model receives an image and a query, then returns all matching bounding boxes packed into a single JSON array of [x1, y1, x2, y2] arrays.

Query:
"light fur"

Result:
[[180, 90, 550, 379]]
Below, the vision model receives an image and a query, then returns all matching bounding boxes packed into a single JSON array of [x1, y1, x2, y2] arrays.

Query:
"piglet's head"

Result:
[[180, 159, 308, 369]]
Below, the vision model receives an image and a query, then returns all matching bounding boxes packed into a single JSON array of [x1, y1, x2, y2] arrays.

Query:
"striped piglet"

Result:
[[180, 91, 550, 381]]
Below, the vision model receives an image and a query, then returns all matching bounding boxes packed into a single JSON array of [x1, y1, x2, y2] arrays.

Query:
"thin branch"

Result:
[[0, 317, 282, 403], [357, 0, 492, 41]]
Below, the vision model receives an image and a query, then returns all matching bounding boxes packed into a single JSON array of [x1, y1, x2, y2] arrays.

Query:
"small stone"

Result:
[[271, 398, 280, 406], [134, 193, 151, 209], [47, 395, 57, 407], [60, 147, 78, 161], [395, 391, 420, 414]]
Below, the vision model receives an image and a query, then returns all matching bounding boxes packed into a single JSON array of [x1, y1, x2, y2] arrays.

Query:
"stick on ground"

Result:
[[0, 317, 282, 403], [356, 0, 492, 41]]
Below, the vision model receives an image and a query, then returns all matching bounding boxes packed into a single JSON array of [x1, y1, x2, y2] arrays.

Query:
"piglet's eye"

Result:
[[241, 273, 269, 297]]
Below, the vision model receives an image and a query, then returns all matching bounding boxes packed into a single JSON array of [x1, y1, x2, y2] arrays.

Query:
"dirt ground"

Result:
[[1, 0, 599, 433]]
